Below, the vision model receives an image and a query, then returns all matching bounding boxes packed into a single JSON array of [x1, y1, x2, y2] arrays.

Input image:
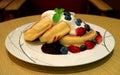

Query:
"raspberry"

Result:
[[84, 40, 95, 49], [95, 35, 102, 44], [68, 45, 80, 53], [75, 27, 86, 36], [96, 31, 101, 36]]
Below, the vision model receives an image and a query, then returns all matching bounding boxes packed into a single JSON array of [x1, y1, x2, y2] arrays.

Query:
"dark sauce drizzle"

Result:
[[41, 41, 64, 54]]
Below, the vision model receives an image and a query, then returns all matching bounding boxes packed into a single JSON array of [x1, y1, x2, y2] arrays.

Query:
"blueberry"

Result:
[[80, 45, 86, 51], [64, 11, 71, 21], [60, 46, 68, 54], [91, 39, 97, 44], [64, 12, 71, 16], [75, 19, 82, 26], [65, 15, 71, 21], [84, 24, 91, 31]]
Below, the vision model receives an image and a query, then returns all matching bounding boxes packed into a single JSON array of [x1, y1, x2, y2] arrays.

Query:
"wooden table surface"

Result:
[[0, 14, 120, 75]]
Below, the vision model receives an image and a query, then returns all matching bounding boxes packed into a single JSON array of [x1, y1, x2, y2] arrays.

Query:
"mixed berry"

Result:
[[41, 31, 102, 55], [75, 22, 92, 36]]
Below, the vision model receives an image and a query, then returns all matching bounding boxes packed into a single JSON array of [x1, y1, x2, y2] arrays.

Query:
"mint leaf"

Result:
[[52, 13, 61, 23], [55, 8, 59, 13], [53, 8, 64, 23], [54, 8, 64, 14], [58, 8, 64, 14]]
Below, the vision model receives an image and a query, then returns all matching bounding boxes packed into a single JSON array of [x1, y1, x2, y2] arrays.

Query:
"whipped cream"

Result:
[[41, 10, 85, 35]]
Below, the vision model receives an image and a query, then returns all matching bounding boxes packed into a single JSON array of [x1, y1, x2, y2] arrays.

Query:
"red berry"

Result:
[[96, 31, 101, 36], [84, 40, 95, 49], [68, 45, 80, 53], [75, 27, 86, 36], [95, 35, 102, 44]]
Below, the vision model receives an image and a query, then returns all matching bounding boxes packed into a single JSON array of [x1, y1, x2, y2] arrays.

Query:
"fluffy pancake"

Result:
[[24, 16, 53, 41], [40, 21, 70, 43], [59, 30, 97, 47]]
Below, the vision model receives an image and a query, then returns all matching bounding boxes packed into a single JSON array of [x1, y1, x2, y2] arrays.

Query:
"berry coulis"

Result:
[[41, 41, 63, 54]]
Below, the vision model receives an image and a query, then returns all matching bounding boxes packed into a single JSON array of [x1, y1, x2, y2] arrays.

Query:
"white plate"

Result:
[[5, 22, 115, 67]]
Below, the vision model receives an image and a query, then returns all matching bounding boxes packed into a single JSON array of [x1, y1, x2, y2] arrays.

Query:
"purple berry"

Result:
[[75, 19, 82, 26], [60, 46, 68, 54], [91, 39, 97, 44], [84, 24, 91, 31], [64, 12, 71, 16], [65, 15, 71, 21], [80, 45, 86, 51]]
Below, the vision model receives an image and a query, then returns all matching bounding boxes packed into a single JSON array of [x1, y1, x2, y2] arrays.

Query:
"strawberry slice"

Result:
[[95, 35, 102, 44], [84, 40, 95, 49], [68, 45, 80, 53], [75, 27, 86, 36]]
